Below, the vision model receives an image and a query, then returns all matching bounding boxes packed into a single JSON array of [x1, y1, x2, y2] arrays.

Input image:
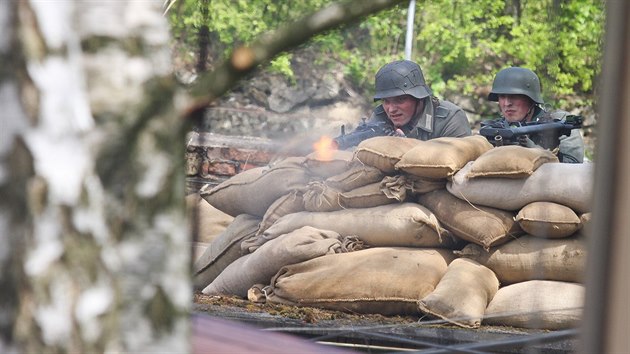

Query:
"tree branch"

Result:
[[186, 0, 407, 111]]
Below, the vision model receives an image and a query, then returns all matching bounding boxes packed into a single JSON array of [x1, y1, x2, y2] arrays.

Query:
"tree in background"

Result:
[[414, 0, 604, 110], [168, 0, 604, 113]]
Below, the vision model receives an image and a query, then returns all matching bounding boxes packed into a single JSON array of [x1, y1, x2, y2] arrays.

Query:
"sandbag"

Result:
[[304, 149, 355, 179], [191, 242, 210, 263], [246, 203, 459, 252], [447, 161, 594, 213], [484, 280, 584, 330], [515, 201, 581, 238], [354, 136, 423, 174], [467, 145, 559, 179], [202, 227, 345, 298], [257, 190, 305, 235], [338, 174, 442, 207], [200, 157, 311, 217], [324, 163, 385, 192], [379, 175, 410, 201], [192, 214, 261, 290], [580, 212, 592, 230], [264, 247, 455, 315], [403, 174, 447, 195], [418, 258, 499, 328], [418, 189, 522, 248], [302, 181, 343, 212], [338, 182, 400, 209], [456, 235, 586, 284], [396, 135, 493, 179], [186, 193, 234, 243]]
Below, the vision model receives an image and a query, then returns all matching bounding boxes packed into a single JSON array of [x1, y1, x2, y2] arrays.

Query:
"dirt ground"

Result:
[[194, 293, 418, 326]]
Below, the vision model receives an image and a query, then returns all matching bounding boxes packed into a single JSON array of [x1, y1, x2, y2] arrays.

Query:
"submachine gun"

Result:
[[333, 119, 398, 150], [478, 115, 583, 149]]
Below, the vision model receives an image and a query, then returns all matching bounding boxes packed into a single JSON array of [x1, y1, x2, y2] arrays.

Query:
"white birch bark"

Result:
[[0, 1, 189, 352]]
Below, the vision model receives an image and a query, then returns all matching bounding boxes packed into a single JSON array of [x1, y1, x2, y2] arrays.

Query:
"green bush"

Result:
[[167, 0, 604, 110]]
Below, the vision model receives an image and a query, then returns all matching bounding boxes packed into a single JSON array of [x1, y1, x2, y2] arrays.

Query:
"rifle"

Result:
[[478, 115, 583, 149], [333, 119, 398, 150]]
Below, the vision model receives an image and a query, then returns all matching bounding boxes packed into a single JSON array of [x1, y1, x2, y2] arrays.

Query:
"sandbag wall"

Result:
[[194, 135, 593, 330]]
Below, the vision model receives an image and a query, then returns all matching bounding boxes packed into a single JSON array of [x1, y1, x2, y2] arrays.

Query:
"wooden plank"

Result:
[[193, 300, 579, 353], [192, 314, 353, 354]]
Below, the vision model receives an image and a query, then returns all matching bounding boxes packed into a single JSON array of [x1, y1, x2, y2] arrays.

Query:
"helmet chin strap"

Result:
[[511, 103, 536, 124]]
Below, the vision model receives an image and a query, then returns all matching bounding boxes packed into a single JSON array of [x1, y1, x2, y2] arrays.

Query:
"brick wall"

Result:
[[185, 132, 289, 194]]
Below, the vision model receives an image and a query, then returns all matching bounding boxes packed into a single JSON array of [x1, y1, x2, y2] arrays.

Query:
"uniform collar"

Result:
[[406, 97, 434, 133]]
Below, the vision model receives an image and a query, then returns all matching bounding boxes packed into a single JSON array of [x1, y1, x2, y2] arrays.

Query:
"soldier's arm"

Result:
[[558, 129, 585, 163]]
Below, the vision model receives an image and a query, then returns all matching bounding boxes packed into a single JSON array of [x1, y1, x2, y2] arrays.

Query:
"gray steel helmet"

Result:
[[488, 67, 544, 104], [373, 60, 432, 101]]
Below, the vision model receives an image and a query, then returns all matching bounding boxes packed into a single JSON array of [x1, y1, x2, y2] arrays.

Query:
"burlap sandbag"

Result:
[[418, 258, 499, 328], [484, 280, 584, 330], [200, 157, 311, 217], [354, 136, 423, 174], [515, 201, 581, 238], [338, 182, 400, 209], [247, 203, 459, 252], [379, 175, 410, 201], [256, 190, 305, 236], [304, 149, 355, 179], [417, 189, 522, 249], [325, 163, 385, 192], [202, 226, 345, 298], [186, 193, 234, 243], [455, 235, 586, 284], [447, 161, 594, 213], [192, 214, 261, 290], [264, 247, 455, 315], [404, 174, 447, 195], [395, 135, 493, 179], [467, 145, 559, 179], [378, 174, 444, 201], [191, 242, 210, 263], [302, 181, 343, 212], [580, 212, 591, 230]]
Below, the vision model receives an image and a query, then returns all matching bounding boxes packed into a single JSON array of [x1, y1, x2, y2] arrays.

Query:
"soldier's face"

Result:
[[382, 95, 421, 128], [498, 94, 535, 122]]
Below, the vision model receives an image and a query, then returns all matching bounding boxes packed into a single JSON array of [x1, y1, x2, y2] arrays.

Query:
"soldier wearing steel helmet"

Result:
[[367, 59, 471, 140], [487, 66, 585, 163]]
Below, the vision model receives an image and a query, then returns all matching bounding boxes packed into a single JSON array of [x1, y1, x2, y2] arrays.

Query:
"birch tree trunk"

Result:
[[0, 1, 189, 352]]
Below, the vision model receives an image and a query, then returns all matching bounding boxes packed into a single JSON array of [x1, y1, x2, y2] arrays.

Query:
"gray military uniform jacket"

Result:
[[533, 109, 585, 163], [368, 96, 472, 140]]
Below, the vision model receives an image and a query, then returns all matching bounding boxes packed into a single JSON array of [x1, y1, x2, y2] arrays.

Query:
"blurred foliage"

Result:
[[166, 0, 605, 112]]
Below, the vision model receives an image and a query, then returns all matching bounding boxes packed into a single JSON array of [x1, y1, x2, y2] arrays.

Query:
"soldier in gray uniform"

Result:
[[487, 67, 585, 163], [367, 60, 472, 140]]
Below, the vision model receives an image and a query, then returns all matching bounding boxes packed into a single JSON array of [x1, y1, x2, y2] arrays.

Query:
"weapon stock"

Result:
[[479, 115, 583, 148], [333, 119, 395, 150]]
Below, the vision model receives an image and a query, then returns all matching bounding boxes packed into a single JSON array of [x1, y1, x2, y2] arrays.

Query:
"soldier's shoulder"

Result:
[[435, 99, 465, 119], [543, 109, 571, 120]]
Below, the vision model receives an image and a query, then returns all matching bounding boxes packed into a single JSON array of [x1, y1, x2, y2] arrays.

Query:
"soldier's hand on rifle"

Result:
[[393, 128, 406, 137], [518, 135, 537, 148]]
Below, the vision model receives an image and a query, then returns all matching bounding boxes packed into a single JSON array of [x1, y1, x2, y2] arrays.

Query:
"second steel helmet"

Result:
[[373, 60, 432, 101], [488, 67, 544, 104]]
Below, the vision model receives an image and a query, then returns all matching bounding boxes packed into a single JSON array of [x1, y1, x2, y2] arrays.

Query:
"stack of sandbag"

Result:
[[186, 193, 234, 262], [194, 135, 593, 331], [446, 146, 593, 213], [435, 145, 592, 330], [194, 136, 487, 313]]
